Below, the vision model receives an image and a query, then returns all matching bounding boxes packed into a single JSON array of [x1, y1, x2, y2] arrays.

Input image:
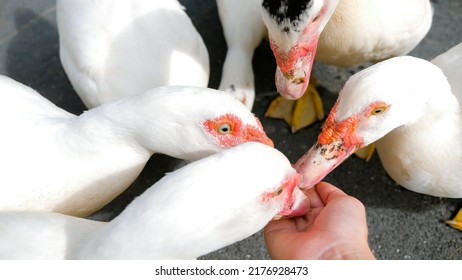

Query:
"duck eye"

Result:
[[218, 123, 232, 134], [372, 107, 387, 115]]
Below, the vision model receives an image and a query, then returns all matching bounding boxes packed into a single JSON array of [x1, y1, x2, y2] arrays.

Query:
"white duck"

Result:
[[57, 0, 209, 108], [217, 0, 433, 132], [293, 43, 462, 230], [265, 0, 433, 132], [0, 142, 308, 260], [0, 75, 273, 217]]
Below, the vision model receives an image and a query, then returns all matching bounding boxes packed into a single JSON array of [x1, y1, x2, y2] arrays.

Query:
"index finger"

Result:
[[313, 181, 349, 205]]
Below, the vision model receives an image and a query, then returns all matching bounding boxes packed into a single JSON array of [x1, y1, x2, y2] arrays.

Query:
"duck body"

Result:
[[57, 0, 209, 108], [0, 76, 272, 217], [316, 0, 433, 67], [0, 143, 308, 259], [295, 42, 462, 198]]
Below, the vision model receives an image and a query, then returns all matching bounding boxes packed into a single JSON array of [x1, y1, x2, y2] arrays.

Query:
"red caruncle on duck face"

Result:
[[202, 114, 274, 148], [266, 0, 333, 101], [293, 99, 391, 189]]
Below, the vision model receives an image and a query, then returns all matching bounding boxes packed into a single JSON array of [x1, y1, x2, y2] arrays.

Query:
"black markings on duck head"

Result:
[[262, 0, 313, 33]]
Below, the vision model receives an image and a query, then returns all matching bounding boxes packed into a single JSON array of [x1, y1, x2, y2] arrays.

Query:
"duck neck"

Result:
[[64, 93, 176, 157], [376, 86, 462, 196], [77, 91, 218, 160], [77, 195, 209, 259], [75, 166, 273, 259], [382, 80, 461, 144]]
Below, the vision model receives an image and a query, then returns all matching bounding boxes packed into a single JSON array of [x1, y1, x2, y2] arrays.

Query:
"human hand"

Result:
[[264, 181, 375, 260]]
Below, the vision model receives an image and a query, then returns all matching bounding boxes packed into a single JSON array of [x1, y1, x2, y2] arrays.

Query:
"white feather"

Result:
[[0, 142, 306, 260], [316, 0, 433, 66], [216, 0, 267, 109], [57, 0, 209, 108], [0, 76, 269, 216], [336, 44, 462, 197], [216, 0, 432, 104]]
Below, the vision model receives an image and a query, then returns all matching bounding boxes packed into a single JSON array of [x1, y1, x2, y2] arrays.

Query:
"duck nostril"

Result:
[[320, 141, 343, 160]]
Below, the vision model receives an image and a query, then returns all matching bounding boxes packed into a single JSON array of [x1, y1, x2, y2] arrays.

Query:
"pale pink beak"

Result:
[[270, 38, 319, 101], [273, 171, 309, 220], [294, 140, 360, 189], [285, 187, 309, 217]]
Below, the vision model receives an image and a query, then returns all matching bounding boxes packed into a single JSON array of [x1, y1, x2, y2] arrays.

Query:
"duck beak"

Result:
[[245, 127, 274, 147], [270, 38, 318, 101], [294, 140, 360, 189], [287, 187, 309, 217], [294, 98, 364, 189], [245, 117, 274, 147], [272, 187, 309, 220], [273, 172, 309, 220]]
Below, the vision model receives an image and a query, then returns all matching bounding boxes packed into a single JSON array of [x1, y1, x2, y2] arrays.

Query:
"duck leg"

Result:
[[445, 208, 462, 231]]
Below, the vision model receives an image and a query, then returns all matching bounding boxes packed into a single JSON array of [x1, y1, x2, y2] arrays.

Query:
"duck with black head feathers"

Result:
[[216, 0, 432, 133]]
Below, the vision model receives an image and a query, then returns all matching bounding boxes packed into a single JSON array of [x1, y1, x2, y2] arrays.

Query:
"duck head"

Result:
[[261, 0, 339, 100], [123, 86, 274, 161], [293, 56, 452, 189]]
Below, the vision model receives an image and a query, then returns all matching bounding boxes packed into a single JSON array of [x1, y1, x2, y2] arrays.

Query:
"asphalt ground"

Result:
[[0, 0, 461, 259]]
